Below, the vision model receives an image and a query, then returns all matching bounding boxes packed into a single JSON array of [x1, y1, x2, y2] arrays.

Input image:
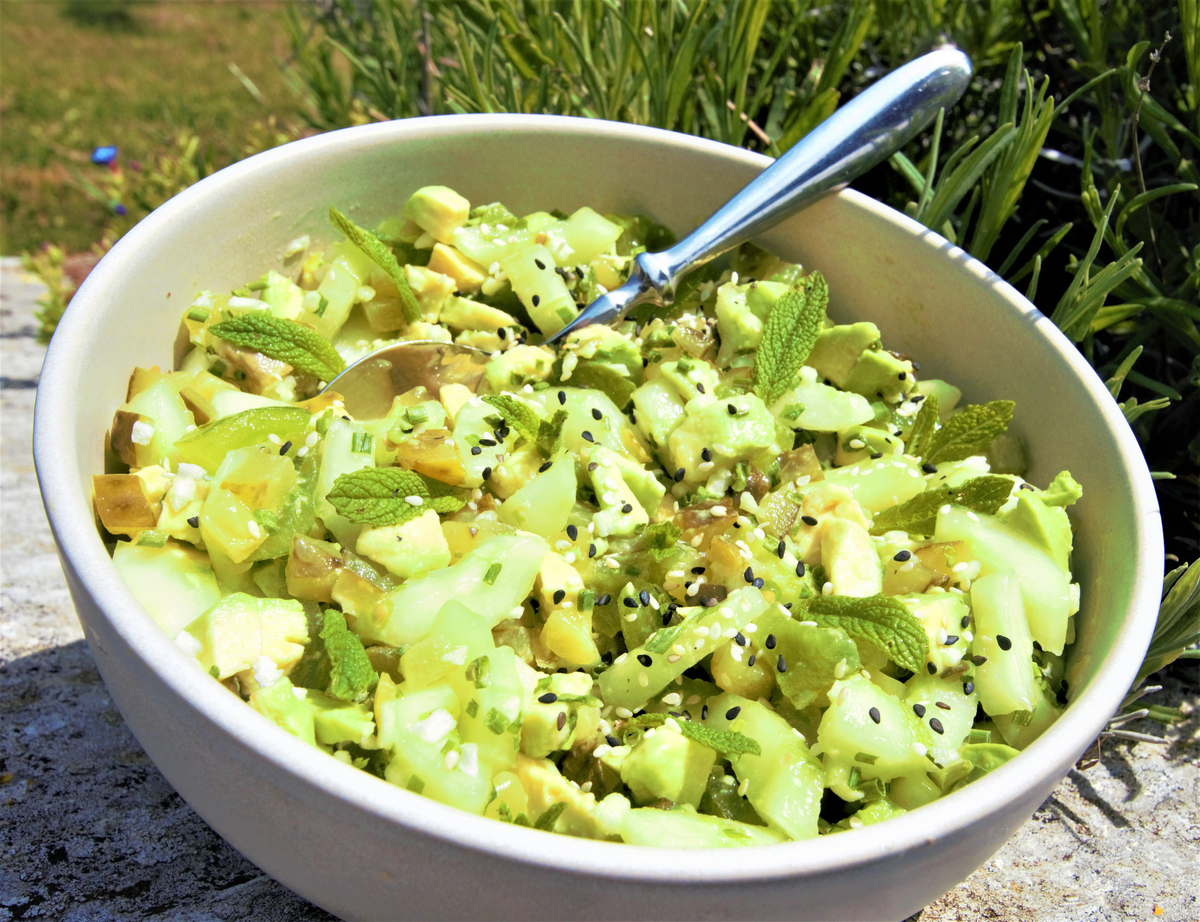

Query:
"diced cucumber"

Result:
[[112, 540, 222, 637], [969, 571, 1039, 716], [898, 593, 971, 676], [630, 379, 686, 448], [772, 382, 875, 433], [501, 244, 577, 335], [450, 645, 524, 774], [175, 406, 310, 475], [936, 506, 1070, 654], [384, 730, 492, 815], [315, 416, 375, 548], [823, 456, 927, 515], [453, 213, 564, 266], [209, 390, 299, 419], [705, 693, 823, 841], [366, 534, 549, 647], [598, 588, 769, 710], [314, 248, 372, 339], [498, 453, 576, 537], [902, 672, 978, 767], [620, 806, 787, 848], [756, 607, 860, 709], [527, 387, 648, 463], [563, 207, 621, 264], [401, 600, 495, 690]]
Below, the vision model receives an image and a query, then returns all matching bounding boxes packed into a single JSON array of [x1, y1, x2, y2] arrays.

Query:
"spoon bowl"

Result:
[[325, 340, 489, 418]]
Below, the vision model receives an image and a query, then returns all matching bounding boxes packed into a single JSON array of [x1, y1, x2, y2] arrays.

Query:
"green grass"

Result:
[[0, 0, 301, 255]]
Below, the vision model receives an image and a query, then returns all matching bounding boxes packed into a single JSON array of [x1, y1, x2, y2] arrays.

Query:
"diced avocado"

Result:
[[306, 691, 376, 747], [483, 345, 555, 392], [658, 357, 721, 405], [969, 571, 1039, 716], [620, 805, 786, 848], [586, 445, 650, 537], [842, 349, 916, 402], [620, 725, 716, 807], [439, 295, 517, 333], [112, 540, 222, 637], [498, 454, 576, 537], [630, 379, 686, 448], [714, 284, 763, 361], [806, 322, 880, 387], [710, 635, 776, 700], [563, 325, 642, 379], [403, 265, 457, 322], [1003, 493, 1073, 573], [426, 243, 488, 293], [520, 672, 593, 759], [820, 518, 883, 597], [667, 393, 777, 484], [356, 509, 452, 579], [899, 593, 971, 676], [185, 593, 309, 679], [1036, 470, 1083, 508], [771, 382, 875, 433], [515, 753, 609, 838], [249, 677, 316, 746], [916, 379, 962, 419], [404, 185, 471, 245], [367, 534, 549, 646]]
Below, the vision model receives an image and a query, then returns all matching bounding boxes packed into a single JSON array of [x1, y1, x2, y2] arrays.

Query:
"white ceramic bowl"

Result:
[[34, 116, 1162, 921]]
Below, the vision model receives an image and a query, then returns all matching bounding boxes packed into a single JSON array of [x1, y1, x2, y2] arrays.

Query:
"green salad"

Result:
[[95, 185, 1083, 847]]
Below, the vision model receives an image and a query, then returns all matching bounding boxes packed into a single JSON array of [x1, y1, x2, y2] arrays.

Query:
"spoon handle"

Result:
[[550, 46, 972, 340]]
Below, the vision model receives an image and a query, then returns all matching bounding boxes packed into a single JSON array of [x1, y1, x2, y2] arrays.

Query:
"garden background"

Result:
[[0, 0, 1197, 918]]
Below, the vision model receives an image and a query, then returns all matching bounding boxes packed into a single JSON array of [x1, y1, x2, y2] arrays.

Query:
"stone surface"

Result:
[[1, 257, 1196, 921]]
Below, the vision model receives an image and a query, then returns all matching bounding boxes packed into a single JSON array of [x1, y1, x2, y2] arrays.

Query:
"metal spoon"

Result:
[[324, 46, 973, 417]]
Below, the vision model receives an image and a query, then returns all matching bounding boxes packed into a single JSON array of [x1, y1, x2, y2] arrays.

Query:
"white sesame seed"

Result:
[[667, 654, 681, 663], [638, 672, 649, 687], [405, 495, 424, 506], [615, 707, 633, 719], [822, 581, 834, 595], [662, 692, 681, 706], [737, 777, 749, 797], [247, 520, 261, 539], [912, 742, 928, 756], [624, 613, 638, 622]]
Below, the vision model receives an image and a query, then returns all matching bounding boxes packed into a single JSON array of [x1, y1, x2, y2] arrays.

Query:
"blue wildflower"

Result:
[[114, 203, 127, 216], [91, 146, 118, 165]]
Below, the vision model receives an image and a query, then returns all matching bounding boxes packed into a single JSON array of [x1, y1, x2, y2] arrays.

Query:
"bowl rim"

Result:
[[33, 113, 1163, 883]]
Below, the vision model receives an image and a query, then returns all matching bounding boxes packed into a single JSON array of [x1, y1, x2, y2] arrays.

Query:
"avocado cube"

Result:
[[427, 243, 488, 294], [806, 322, 881, 387], [842, 349, 915, 402], [620, 725, 716, 807], [356, 510, 451, 579], [520, 672, 592, 758], [403, 185, 471, 245]]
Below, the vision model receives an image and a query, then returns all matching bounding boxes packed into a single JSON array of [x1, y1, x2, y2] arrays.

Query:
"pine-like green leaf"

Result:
[[482, 394, 542, 441], [329, 206, 421, 324], [326, 467, 465, 526], [208, 313, 345, 381], [564, 360, 637, 408], [533, 801, 568, 831], [906, 393, 940, 459], [753, 271, 827, 405], [924, 400, 1015, 464], [321, 609, 378, 702], [804, 594, 928, 674], [538, 409, 568, 456], [869, 475, 1015, 536]]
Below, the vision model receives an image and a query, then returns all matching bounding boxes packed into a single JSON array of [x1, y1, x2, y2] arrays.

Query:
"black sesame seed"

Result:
[[538, 692, 558, 704], [498, 327, 507, 340], [623, 597, 638, 609], [621, 503, 633, 514], [582, 430, 594, 442], [591, 407, 603, 420], [639, 590, 650, 606], [530, 598, 541, 611], [996, 634, 1012, 651], [870, 451, 883, 459], [566, 524, 578, 541], [702, 705, 709, 720], [605, 734, 620, 747], [482, 466, 492, 480], [911, 394, 924, 402], [662, 610, 672, 626], [801, 515, 818, 527], [701, 448, 712, 462], [552, 589, 566, 604], [929, 717, 945, 735], [913, 703, 927, 717], [927, 662, 938, 674], [971, 655, 988, 666], [776, 654, 787, 673], [777, 540, 786, 558], [601, 651, 614, 664], [894, 550, 912, 562], [752, 577, 764, 588], [557, 712, 567, 731], [963, 682, 975, 695], [279, 440, 292, 455], [921, 463, 938, 474], [691, 566, 706, 574], [727, 403, 737, 415], [961, 615, 971, 629], [587, 461, 598, 471], [674, 467, 686, 482], [531, 295, 541, 306], [637, 654, 653, 667], [784, 602, 793, 610], [747, 654, 756, 666], [795, 561, 806, 577], [735, 633, 747, 646], [743, 567, 754, 583], [535, 258, 546, 270], [588, 544, 597, 558], [597, 594, 612, 606], [868, 706, 881, 724], [696, 383, 705, 394], [725, 706, 742, 720], [187, 515, 199, 528], [557, 390, 567, 405], [764, 634, 777, 650], [479, 438, 496, 446], [935, 701, 951, 710], [943, 635, 959, 646], [539, 461, 553, 473], [471, 446, 482, 455]]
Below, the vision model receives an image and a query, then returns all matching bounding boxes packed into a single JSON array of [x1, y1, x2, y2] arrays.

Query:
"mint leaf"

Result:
[[329, 206, 421, 324], [538, 409, 568, 456], [641, 521, 683, 561], [804, 594, 929, 674], [924, 400, 1015, 464], [565, 359, 637, 408], [326, 468, 466, 526], [208, 313, 345, 381], [906, 393, 939, 459], [869, 474, 1015, 536], [482, 394, 542, 441], [534, 802, 568, 831], [752, 271, 827, 405], [321, 609, 378, 702], [677, 721, 762, 758]]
